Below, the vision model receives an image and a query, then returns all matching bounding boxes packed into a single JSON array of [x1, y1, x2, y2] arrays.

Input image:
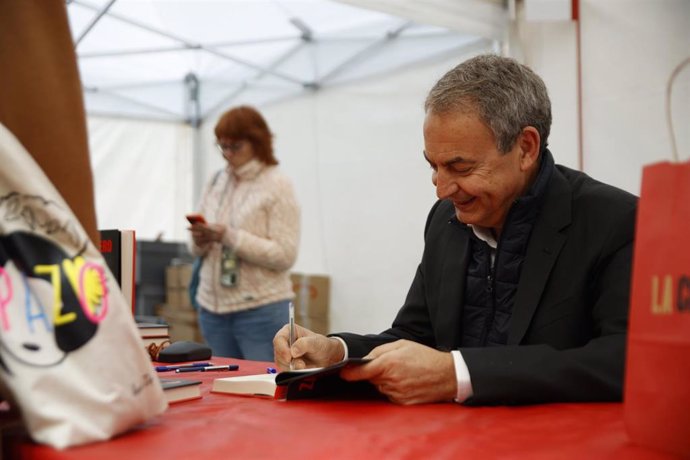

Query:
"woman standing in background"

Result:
[[188, 106, 299, 361]]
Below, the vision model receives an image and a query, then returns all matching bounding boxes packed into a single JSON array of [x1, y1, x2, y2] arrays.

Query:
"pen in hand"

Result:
[[289, 301, 295, 371]]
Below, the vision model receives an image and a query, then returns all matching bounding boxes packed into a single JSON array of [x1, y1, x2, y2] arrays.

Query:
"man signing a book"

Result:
[[273, 54, 637, 406]]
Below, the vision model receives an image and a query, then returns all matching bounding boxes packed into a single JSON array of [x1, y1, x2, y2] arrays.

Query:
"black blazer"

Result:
[[337, 165, 638, 405]]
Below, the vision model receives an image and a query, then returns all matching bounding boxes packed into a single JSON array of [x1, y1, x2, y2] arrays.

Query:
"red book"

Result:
[[99, 229, 136, 314]]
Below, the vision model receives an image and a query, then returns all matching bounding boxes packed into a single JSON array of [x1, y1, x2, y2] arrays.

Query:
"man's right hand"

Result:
[[273, 324, 345, 371]]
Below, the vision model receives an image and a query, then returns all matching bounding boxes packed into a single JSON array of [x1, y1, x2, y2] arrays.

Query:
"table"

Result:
[[9, 358, 678, 459]]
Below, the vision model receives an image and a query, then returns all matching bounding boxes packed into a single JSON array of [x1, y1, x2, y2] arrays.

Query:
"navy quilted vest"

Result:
[[460, 150, 554, 347]]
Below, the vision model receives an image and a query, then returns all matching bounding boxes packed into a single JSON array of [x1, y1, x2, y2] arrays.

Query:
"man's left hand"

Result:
[[339, 340, 457, 405]]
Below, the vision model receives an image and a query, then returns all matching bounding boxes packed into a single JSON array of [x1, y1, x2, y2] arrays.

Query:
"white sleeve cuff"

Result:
[[330, 336, 349, 362], [451, 350, 473, 403]]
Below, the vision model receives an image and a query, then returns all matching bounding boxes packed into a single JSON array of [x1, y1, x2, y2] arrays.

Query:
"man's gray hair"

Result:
[[425, 54, 552, 154]]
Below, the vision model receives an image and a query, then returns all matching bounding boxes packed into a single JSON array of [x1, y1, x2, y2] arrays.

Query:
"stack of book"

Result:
[[137, 321, 170, 351]]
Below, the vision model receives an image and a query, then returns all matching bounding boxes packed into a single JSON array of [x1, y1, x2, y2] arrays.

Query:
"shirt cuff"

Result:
[[451, 350, 473, 403], [330, 336, 349, 362]]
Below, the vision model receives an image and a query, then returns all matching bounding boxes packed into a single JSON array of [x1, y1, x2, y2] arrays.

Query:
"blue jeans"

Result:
[[198, 299, 289, 361]]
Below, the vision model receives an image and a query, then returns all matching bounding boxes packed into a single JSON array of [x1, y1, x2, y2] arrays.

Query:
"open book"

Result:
[[212, 373, 277, 397], [212, 358, 383, 400]]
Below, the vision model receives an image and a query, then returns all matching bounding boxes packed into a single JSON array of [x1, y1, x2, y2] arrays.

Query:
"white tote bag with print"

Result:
[[0, 123, 167, 449]]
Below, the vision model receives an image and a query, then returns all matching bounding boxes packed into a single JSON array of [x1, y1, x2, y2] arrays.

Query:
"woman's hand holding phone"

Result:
[[187, 213, 210, 246], [187, 214, 226, 246]]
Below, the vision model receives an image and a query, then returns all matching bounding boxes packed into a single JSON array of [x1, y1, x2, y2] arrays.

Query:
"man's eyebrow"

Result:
[[422, 150, 473, 167]]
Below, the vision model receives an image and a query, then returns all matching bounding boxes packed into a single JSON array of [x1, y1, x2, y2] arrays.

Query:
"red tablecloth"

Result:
[[10, 358, 678, 459]]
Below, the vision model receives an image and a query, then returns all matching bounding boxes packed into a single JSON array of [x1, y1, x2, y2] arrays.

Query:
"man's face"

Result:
[[423, 111, 534, 233]]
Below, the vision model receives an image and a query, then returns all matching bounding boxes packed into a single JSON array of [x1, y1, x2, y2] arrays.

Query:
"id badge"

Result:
[[220, 246, 240, 287]]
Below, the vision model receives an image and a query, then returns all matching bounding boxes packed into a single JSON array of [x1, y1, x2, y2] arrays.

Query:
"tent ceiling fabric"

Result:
[[336, 0, 509, 40], [67, 0, 503, 124]]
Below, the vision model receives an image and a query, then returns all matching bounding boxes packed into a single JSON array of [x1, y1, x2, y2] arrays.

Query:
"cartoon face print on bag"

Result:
[[0, 231, 108, 369]]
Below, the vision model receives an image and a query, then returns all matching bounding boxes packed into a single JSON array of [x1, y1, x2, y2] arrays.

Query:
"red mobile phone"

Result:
[[186, 213, 206, 225]]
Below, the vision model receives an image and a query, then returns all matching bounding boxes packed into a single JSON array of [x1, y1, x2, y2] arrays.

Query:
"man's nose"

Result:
[[435, 171, 459, 199]]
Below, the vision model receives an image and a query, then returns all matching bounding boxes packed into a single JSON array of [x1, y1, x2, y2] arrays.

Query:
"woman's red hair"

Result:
[[214, 105, 277, 165]]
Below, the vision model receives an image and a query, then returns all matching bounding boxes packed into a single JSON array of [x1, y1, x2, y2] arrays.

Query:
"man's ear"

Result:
[[518, 126, 541, 171]]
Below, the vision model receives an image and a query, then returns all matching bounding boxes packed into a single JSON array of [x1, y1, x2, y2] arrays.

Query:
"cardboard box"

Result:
[[290, 273, 330, 319], [165, 266, 178, 288], [157, 306, 202, 343], [166, 263, 193, 289], [165, 287, 193, 309], [297, 315, 329, 335]]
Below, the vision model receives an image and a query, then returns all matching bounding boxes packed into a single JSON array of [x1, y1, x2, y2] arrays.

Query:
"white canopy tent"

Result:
[[68, 0, 504, 123]]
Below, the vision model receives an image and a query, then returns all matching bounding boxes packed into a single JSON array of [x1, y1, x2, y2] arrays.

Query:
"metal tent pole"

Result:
[[184, 73, 204, 210]]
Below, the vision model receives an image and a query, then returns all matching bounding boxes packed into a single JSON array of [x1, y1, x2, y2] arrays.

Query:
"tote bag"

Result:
[[0, 123, 167, 449], [625, 160, 690, 457]]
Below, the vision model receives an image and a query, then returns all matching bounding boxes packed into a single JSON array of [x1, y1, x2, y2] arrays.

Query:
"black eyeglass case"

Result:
[[157, 341, 212, 363]]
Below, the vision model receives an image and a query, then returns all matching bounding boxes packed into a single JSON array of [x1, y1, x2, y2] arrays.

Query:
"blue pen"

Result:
[[155, 362, 212, 372], [266, 367, 277, 374], [176, 364, 239, 373]]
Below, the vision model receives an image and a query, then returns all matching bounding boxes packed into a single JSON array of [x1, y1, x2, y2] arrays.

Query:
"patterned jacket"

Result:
[[189, 159, 300, 313]]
